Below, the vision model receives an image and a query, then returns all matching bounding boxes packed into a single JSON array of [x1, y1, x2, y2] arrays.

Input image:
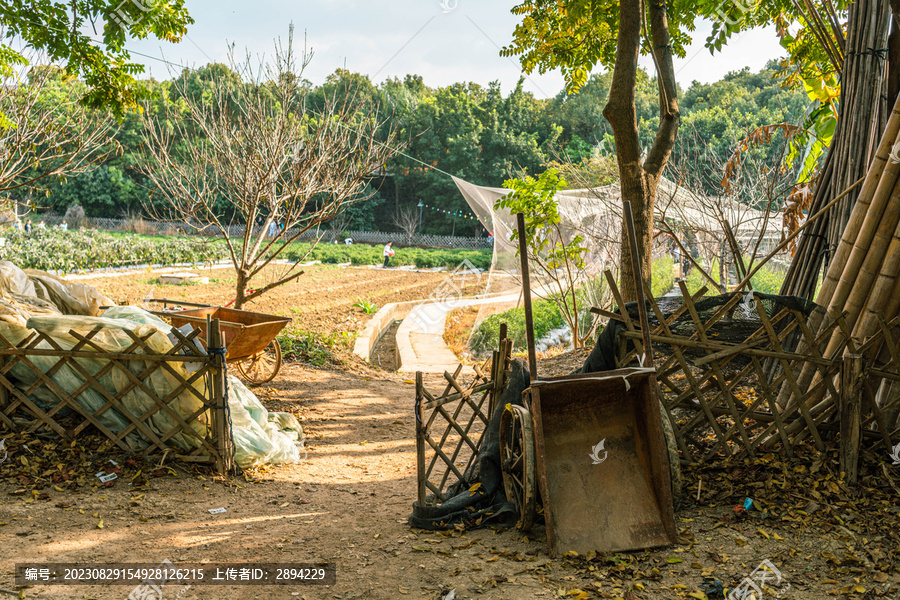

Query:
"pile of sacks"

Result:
[[0, 261, 303, 468]]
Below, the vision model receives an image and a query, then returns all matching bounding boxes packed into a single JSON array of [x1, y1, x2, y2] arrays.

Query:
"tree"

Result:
[[505, 1, 686, 302], [498, 169, 597, 347], [392, 205, 420, 239], [0, 63, 116, 210], [139, 31, 399, 308], [662, 122, 797, 291], [0, 0, 193, 117]]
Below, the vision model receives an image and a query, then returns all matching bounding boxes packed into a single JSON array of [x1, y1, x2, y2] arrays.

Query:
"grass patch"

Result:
[[278, 327, 356, 367], [651, 255, 675, 297]]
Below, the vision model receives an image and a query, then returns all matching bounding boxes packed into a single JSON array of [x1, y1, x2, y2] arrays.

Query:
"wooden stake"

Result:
[[415, 371, 427, 506], [624, 201, 654, 368], [840, 353, 863, 485], [516, 213, 538, 380], [208, 318, 230, 474]]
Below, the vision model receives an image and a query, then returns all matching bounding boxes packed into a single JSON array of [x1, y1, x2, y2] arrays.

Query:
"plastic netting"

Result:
[[453, 176, 623, 351], [453, 175, 787, 354]]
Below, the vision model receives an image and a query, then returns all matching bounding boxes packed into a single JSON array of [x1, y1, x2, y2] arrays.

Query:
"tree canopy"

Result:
[[0, 0, 193, 116], [19, 60, 806, 236]]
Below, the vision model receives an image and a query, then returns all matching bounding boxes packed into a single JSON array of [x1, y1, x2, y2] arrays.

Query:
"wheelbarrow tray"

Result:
[[166, 306, 290, 362], [527, 367, 676, 556]]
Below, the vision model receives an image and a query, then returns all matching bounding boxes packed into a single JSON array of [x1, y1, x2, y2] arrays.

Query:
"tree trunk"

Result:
[[234, 269, 249, 310], [603, 0, 679, 302], [617, 168, 655, 300]]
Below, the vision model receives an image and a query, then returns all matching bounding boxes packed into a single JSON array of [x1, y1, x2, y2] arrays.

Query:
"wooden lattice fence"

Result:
[[415, 335, 512, 505], [0, 319, 234, 472], [597, 273, 900, 464]]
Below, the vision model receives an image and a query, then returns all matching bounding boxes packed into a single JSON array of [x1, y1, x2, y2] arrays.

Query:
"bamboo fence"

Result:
[[0, 319, 234, 473], [601, 276, 899, 464], [415, 337, 512, 506], [413, 280, 899, 497]]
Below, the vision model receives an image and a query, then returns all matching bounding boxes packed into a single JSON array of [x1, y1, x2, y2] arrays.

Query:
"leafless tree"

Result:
[[324, 208, 354, 243], [660, 122, 796, 292], [0, 62, 117, 212], [139, 30, 399, 308], [392, 205, 420, 239]]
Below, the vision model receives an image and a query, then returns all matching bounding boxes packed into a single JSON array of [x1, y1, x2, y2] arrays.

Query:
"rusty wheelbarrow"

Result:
[[148, 300, 291, 385], [500, 368, 678, 554], [499, 206, 677, 555]]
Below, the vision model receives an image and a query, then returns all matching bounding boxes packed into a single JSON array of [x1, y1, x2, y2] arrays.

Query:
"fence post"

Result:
[[208, 318, 233, 474], [415, 371, 426, 506], [840, 353, 863, 485]]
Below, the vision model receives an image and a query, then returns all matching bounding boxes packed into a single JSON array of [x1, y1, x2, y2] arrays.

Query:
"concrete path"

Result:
[[396, 294, 520, 374]]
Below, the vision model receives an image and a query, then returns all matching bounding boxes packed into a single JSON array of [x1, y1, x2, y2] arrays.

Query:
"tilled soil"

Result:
[[0, 270, 898, 599], [86, 264, 482, 336]]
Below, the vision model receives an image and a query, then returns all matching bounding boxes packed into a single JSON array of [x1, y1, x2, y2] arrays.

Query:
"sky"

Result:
[[126, 1, 787, 98]]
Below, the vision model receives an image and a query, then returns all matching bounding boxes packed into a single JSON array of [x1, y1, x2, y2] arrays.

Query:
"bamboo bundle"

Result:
[[780, 0, 892, 300], [778, 92, 900, 408]]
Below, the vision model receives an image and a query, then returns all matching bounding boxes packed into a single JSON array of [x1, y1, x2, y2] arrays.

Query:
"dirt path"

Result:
[[3, 359, 897, 600], [0, 364, 546, 600]]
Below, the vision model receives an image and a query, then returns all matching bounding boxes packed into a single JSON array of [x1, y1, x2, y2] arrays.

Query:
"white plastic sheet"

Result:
[[0, 261, 304, 466]]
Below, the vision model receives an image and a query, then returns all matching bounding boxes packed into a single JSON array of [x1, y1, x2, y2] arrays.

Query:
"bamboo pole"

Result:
[[416, 371, 427, 506], [782, 3, 893, 300], [817, 99, 900, 310], [516, 213, 538, 380], [733, 176, 864, 291], [779, 106, 900, 407], [851, 217, 900, 339], [207, 318, 230, 474], [784, 193, 900, 409]]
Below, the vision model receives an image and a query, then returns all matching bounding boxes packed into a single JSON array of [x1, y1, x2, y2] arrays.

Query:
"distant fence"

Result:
[[34, 215, 490, 251]]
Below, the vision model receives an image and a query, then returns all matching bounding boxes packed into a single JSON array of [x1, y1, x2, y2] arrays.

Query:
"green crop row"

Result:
[[469, 258, 676, 355], [0, 229, 226, 274], [469, 298, 566, 355], [284, 242, 492, 271]]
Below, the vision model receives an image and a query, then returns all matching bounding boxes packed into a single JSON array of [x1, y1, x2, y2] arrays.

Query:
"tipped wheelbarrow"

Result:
[[149, 300, 291, 385], [499, 207, 677, 555], [500, 368, 678, 554]]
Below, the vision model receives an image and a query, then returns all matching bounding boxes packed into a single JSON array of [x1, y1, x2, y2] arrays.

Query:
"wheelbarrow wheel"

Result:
[[499, 404, 537, 531], [235, 340, 282, 385]]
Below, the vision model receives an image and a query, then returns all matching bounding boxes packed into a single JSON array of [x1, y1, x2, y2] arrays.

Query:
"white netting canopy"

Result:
[[453, 175, 784, 354]]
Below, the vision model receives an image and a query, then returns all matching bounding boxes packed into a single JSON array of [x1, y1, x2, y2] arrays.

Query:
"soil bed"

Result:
[[90, 264, 483, 336]]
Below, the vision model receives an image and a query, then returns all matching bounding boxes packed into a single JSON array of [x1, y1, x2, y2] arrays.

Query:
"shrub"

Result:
[[684, 258, 722, 297], [748, 262, 786, 296], [0, 229, 225, 274], [470, 298, 565, 355], [651, 255, 675, 298]]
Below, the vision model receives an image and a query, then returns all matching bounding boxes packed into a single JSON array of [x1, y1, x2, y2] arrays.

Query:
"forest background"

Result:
[[21, 61, 807, 236]]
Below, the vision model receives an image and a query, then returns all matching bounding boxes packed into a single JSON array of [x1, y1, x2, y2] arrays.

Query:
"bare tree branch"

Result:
[[138, 28, 400, 308], [0, 62, 117, 203]]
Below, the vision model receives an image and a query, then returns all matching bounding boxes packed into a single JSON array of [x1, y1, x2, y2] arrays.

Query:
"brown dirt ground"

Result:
[[86, 264, 483, 336], [0, 268, 898, 599]]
